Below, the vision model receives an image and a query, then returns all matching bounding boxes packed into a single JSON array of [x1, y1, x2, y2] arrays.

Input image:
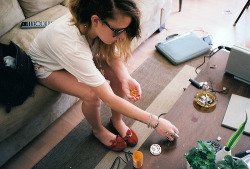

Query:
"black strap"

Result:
[[110, 151, 133, 169]]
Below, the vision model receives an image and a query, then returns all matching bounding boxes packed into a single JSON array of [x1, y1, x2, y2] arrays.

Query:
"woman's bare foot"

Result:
[[92, 126, 117, 146], [92, 126, 127, 151], [110, 118, 129, 138], [110, 118, 138, 147]]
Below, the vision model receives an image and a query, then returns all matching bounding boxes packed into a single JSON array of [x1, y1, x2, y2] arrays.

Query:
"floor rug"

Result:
[[33, 53, 197, 169]]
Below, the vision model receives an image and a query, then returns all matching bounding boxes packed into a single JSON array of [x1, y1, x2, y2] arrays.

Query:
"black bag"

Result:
[[0, 41, 36, 113]]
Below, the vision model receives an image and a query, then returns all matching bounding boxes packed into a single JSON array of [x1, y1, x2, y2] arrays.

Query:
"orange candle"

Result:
[[132, 151, 143, 168]]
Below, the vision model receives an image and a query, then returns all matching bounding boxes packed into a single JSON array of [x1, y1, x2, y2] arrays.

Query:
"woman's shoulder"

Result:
[[52, 13, 79, 37], [47, 15, 89, 47]]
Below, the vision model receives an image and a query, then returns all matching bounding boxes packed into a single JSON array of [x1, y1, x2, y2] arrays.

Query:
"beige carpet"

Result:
[[95, 65, 198, 169]]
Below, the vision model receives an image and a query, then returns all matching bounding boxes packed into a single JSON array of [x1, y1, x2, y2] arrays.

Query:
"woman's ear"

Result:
[[91, 15, 101, 27]]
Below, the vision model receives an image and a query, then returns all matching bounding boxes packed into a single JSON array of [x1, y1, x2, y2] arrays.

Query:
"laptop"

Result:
[[155, 32, 210, 65], [222, 94, 250, 134], [225, 45, 250, 84]]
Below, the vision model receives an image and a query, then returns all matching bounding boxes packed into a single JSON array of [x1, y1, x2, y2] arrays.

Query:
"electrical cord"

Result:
[[110, 150, 133, 169], [195, 47, 219, 74], [195, 46, 231, 74], [209, 81, 229, 94], [194, 45, 231, 94]]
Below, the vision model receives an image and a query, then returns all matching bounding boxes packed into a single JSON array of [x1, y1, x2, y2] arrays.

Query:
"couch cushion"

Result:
[[62, 0, 70, 7], [130, 0, 172, 51], [0, 5, 69, 53], [19, 0, 65, 17], [0, 83, 79, 142], [0, 5, 70, 142], [0, 85, 54, 142], [0, 0, 25, 37]]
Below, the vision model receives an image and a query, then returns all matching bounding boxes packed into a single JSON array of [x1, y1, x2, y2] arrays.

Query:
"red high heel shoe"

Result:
[[109, 120, 138, 147], [93, 133, 127, 152]]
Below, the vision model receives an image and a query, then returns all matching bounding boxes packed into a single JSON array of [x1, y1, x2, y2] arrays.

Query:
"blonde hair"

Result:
[[99, 36, 132, 63], [68, 0, 141, 63]]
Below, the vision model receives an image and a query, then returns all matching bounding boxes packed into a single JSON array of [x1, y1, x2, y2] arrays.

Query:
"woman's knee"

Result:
[[106, 71, 122, 87], [81, 90, 101, 106]]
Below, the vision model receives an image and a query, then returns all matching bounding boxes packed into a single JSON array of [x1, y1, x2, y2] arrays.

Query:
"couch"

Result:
[[0, 0, 172, 166]]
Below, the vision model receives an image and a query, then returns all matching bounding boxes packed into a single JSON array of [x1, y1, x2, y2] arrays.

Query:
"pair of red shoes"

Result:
[[96, 121, 138, 152]]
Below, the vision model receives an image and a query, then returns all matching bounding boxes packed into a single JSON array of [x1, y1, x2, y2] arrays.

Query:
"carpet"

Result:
[[33, 53, 198, 169]]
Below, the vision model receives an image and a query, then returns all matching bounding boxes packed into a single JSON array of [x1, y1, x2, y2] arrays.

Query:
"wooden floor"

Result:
[[2, 0, 249, 168]]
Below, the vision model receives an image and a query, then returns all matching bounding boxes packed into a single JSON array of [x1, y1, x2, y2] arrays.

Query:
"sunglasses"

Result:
[[102, 20, 128, 37]]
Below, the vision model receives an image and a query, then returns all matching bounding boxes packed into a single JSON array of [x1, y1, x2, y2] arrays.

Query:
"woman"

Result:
[[28, 0, 179, 151]]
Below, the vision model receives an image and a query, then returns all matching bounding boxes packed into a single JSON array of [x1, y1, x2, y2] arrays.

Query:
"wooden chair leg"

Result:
[[179, 0, 182, 12], [233, 0, 250, 26]]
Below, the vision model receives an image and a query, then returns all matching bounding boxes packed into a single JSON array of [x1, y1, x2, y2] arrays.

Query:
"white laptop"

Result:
[[225, 45, 250, 84]]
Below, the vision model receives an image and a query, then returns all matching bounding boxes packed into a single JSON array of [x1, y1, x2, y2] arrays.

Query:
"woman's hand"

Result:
[[154, 118, 179, 141], [122, 77, 141, 102]]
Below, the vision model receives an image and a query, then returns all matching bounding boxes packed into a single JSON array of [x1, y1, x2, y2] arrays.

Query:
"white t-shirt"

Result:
[[28, 13, 106, 87]]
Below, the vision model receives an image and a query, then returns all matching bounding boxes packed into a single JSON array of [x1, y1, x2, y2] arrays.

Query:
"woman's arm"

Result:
[[109, 57, 142, 101], [109, 57, 130, 82], [90, 82, 179, 140], [92, 81, 146, 121]]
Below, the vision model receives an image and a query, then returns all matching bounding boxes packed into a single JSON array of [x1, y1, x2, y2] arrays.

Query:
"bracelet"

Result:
[[158, 126, 169, 135], [147, 113, 152, 128], [153, 113, 167, 129]]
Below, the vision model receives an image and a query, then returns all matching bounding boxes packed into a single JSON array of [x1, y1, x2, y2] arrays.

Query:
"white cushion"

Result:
[[19, 0, 65, 17], [0, 5, 69, 52], [0, 0, 25, 37]]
